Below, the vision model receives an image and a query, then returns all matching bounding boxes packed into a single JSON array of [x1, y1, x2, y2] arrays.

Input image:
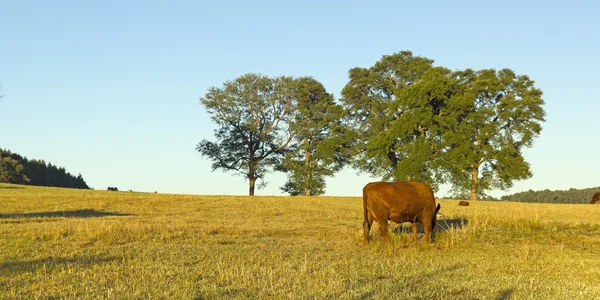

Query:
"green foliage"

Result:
[[340, 51, 546, 198], [441, 69, 545, 200], [0, 156, 30, 184], [501, 187, 600, 204], [0, 149, 89, 188], [107, 187, 118, 191], [340, 51, 455, 190], [197, 74, 295, 195], [197, 51, 545, 198], [278, 77, 350, 196]]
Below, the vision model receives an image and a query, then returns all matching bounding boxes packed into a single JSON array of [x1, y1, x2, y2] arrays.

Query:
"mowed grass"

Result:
[[1, 183, 600, 299]]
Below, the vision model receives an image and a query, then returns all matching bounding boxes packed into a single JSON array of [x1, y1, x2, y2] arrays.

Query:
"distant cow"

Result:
[[591, 192, 600, 204], [458, 201, 470, 206], [363, 181, 441, 245]]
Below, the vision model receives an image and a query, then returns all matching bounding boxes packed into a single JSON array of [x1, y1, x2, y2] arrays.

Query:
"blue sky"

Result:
[[1, 1, 599, 197]]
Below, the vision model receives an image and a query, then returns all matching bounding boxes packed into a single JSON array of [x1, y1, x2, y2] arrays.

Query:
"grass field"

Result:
[[1, 183, 600, 299]]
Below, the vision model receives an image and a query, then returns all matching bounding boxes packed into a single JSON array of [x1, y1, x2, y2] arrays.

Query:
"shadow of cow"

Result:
[[393, 217, 468, 235]]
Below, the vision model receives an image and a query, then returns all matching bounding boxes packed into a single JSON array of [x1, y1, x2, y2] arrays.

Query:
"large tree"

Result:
[[197, 73, 295, 196], [442, 68, 545, 200], [340, 51, 545, 198], [340, 51, 454, 190], [278, 77, 349, 196]]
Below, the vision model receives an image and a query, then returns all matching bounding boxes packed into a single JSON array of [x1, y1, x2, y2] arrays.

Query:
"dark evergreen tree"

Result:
[[0, 148, 90, 189], [501, 187, 600, 204]]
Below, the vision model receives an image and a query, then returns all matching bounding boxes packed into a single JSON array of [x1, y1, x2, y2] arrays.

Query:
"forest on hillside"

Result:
[[499, 187, 600, 204], [0, 148, 90, 189]]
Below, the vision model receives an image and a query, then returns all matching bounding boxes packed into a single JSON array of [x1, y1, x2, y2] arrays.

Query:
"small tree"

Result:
[[0, 156, 30, 184], [197, 74, 295, 196], [278, 77, 349, 196]]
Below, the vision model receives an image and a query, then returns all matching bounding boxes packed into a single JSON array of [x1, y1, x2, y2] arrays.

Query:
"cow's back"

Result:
[[363, 181, 436, 222], [363, 181, 440, 244]]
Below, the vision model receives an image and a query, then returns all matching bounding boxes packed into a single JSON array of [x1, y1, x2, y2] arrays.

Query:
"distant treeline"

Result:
[[500, 187, 600, 204], [0, 148, 90, 189]]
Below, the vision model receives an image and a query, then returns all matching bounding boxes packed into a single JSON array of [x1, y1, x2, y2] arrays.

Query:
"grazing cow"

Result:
[[458, 201, 470, 206], [363, 181, 441, 245], [591, 192, 600, 204]]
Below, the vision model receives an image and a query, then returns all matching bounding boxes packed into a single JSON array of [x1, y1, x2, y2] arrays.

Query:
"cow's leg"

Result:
[[411, 222, 418, 240], [423, 215, 433, 242], [363, 211, 374, 245], [379, 221, 390, 242], [375, 213, 390, 242], [363, 221, 369, 245]]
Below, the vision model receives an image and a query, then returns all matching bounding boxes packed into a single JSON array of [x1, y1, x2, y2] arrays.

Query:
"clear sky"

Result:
[[1, 1, 599, 197]]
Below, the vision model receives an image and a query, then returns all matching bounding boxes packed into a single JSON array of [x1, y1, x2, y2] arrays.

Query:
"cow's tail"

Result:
[[363, 187, 370, 245]]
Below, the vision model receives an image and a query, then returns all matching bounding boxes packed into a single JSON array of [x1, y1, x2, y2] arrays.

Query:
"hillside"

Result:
[[1, 183, 600, 298], [0, 148, 89, 189]]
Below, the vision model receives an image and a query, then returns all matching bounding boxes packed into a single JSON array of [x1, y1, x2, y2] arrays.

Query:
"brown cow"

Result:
[[363, 181, 441, 245], [591, 192, 600, 204]]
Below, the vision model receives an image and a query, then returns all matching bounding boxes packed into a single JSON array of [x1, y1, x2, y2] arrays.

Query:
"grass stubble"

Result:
[[1, 183, 599, 299]]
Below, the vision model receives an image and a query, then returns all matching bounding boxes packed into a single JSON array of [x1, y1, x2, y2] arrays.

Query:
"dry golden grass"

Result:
[[1, 183, 600, 299]]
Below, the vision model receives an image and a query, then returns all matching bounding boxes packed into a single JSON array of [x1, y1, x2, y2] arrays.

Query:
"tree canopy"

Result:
[[197, 73, 295, 196], [198, 51, 545, 198], [340, 51, 545, 199], [0, 156, 29, 184], [340, 51, 447, 190], [442, 69, 545, 200], [499, 187, 600, 204], [278, 77, 350, 196], [0, 149, 89, 188]]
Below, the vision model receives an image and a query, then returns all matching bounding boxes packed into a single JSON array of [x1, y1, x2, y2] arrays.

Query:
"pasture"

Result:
[[1, 183, 600, 299]]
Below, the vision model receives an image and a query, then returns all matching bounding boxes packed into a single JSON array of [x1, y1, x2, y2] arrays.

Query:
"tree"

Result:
[[0, 149, 90, 189], [442, 69, 545, 200], [278, 77, 350, 196], [0, 156, 30, 184], [340, 51, 452, 190], [197, 73, 295, 196]]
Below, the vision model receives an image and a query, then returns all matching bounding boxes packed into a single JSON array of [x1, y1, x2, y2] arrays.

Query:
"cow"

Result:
[[591, 192, 600, 204], [458, 201, 470, 206], [363, 181, 441, 245]]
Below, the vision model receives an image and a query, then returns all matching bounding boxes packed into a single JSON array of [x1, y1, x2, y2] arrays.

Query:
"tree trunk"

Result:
[[304, 145, 311, 196], [470, 168, 479, 201], [249, 177, 256, 196], [249, 156, 256, 196]]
